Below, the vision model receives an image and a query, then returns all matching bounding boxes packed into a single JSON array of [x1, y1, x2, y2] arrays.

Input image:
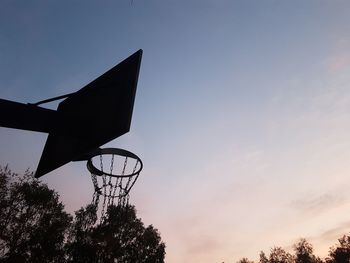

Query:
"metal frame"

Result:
[[29, 92, 76, 106], [86, 148, 143, 178]]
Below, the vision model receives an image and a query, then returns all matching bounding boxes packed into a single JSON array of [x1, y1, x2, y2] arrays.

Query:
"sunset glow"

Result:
[[1, 1, 350, 262]]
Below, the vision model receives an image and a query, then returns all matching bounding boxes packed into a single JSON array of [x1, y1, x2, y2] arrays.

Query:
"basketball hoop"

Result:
[[86, 148, 143, 221]]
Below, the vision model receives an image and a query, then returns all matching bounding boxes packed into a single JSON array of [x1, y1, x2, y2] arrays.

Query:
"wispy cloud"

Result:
[[290, 192, 345, 214], [186, 236, 222, 256], [318, 221, 350, 243]]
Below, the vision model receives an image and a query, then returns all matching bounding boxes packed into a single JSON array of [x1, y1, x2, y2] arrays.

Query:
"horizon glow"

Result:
[[1, 1, 350, 262]]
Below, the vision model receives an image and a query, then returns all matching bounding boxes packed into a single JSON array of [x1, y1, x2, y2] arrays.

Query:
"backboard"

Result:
[[35, 49, 143, 177]]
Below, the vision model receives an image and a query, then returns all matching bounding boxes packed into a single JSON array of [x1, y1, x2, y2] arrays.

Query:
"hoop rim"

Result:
[[86, 148, 143, 178]]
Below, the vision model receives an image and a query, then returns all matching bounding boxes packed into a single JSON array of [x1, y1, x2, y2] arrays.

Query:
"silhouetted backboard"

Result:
[[35, 50, 143, 178]]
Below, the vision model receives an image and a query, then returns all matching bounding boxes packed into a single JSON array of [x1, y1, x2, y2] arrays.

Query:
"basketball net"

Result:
[[87, 148, 143, 222]]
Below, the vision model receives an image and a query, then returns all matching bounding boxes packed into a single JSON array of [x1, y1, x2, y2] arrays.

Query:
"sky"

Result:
[[1, 1, 350, 262]]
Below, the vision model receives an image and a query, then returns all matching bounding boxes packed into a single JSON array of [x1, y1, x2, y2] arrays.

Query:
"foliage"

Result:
[[66, 204, 166, 263], [326, 235, 350, 263], [0, 165, 72, 262], [269, 247, 294, 263], [293, 239, 317, 263], [237, 258, 255, 263], [65, 204, 98, 263], [235, 236, 350, 263], [0, 165, 166, 262], [259, 251, 269, 263], [4, 164, 350, 263]]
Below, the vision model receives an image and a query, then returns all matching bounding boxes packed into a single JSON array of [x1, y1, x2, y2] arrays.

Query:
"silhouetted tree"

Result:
[[65, 204, 98, 263], [326, 235, 350, 263], [0, 165, 166, 262], [66, 204, 166, 263], [293, 239, 320, 263], [259, 251, 269, 263], [237, 257, 255, 263], [0, 165, 72, 262], [269, 247, 294, 263]]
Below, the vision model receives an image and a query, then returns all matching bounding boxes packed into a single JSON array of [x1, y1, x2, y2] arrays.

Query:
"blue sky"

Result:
[[1, 1, 350, 262]]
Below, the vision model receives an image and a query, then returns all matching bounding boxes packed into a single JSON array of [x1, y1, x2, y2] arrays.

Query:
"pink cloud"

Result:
[[328, 53, 350, 73], [186, 236, 222, 256]]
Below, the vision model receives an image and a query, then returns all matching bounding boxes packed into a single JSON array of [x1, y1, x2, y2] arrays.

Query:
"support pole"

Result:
[[0, 98, 57, 133]]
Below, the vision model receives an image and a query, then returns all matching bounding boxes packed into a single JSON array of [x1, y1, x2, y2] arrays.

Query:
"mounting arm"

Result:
[[0, 98, 57, 133], [0, 91, 77, 133], [29, 92, 76, 106]]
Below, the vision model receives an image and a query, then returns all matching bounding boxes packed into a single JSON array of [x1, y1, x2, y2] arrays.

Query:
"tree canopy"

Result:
[[234, 237, 350, 263], [326, 235, 350, 263], [0, 165, 165, 263], [66, 204, 165, 263], [0, 166, 72, 262], [3, 165, 350, 263]]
